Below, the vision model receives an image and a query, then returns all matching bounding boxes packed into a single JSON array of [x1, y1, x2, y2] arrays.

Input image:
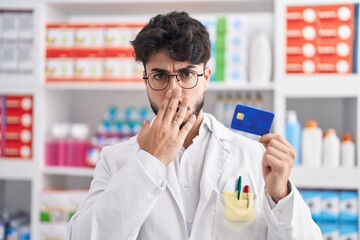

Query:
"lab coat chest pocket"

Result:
[[213, 177, 260, 240]]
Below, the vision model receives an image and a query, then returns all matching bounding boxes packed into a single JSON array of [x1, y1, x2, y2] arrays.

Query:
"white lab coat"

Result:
[[69, 113, 322, 240]]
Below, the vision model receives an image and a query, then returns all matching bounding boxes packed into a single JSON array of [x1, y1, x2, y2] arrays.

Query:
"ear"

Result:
[[203, 67, 212, 91]]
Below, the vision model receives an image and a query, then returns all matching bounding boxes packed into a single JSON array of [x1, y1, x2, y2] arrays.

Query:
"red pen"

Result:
[[244, 185, 250, 209]]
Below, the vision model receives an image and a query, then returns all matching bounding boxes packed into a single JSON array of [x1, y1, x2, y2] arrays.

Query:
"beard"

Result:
[[149, 93, 205, 129]]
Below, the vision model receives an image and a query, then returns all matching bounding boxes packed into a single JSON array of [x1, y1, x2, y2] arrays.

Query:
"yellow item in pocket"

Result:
[[223, 192, 255, 221]]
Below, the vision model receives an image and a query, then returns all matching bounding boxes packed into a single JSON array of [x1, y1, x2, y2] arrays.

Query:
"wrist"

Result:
[[271, 181, 291, 203]]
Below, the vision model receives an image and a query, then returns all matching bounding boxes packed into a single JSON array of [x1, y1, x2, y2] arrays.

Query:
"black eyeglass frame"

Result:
[[143, 69, 204, 91]]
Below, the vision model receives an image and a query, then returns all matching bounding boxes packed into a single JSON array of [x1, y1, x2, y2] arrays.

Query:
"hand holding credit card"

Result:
[[230, 104, 274, 136]]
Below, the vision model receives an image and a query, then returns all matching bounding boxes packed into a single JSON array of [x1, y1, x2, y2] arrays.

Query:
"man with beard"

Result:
[[69, 11, 322, 240]]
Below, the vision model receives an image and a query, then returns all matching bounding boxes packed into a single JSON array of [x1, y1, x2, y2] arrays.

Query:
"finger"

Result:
[[262, 153, 283, 171], [172, 95, 190, 126], [178, 114, 196, 138], [265, 144, 292, 163], [163, 88, 181, 124], [137, 120, 150, 144], [267, 139, 296, 158], [259, 133, 292, 149], [156, 89, 173, 121]]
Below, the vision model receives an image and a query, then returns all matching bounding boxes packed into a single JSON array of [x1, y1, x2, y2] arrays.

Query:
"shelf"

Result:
[[208, 82, 274, 91], [291, 166, 360, 189], [0, 75, 39, 93], [44, 81, 145, 91], [0, 160, 36, 180], [282, 0, 360, 7], [42, 166, 95, 177], [45, 0, 273, 15], [278, 74, 360, 98], [44, 81, 275, 91], [0, 0, 35, 10]]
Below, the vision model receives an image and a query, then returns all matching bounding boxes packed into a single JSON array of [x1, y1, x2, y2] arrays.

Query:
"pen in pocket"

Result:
[[244, 185, 250, 208], [237, 176, 242, 200]]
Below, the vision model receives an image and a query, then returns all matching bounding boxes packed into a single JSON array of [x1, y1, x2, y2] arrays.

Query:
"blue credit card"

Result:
[[230, 104, 274, 136]]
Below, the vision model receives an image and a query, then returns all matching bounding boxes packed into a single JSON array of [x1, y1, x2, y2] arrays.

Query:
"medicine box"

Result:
[[4, 96, 33, 159], [321, 190, 340, 223], [320, 223, 340, 239], [340, 224, 358, 240], [301, 190, 322, 222], [340, 191, 358, 224]]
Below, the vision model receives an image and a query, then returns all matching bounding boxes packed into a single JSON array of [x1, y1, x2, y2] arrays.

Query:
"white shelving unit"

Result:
[[0, 0, 359, 238], [0, 0, 41, 238]]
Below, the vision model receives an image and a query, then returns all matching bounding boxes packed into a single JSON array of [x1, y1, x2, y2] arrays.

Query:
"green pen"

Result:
[[237, 176, 242, 200]]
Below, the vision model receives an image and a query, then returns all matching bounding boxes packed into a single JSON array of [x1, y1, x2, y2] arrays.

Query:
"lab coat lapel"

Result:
[[193, 133, 230, 226], [165, 161, 186, 222]]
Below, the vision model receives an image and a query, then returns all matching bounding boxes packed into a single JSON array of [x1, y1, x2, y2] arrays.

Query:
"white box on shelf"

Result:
[[46, 25, 75, 49], [18, 43, 34, 74], [1, 12, 19, 43], [18, 12, 33, 44], [0, 43, 18, 74]]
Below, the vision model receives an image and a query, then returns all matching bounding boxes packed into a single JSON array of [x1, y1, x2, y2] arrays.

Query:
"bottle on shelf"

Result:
[[285, 110, 301, 166], [340, 133, 356, 168], [249, 32, 272, 84], [302, 120, 323, 168], [66, 124, 90, 167], [323, 128, 340, 168], [45, 123, 70, 166]]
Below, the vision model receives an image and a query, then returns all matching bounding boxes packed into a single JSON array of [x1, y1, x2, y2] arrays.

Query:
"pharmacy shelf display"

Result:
[[1, 0, 360, 238]]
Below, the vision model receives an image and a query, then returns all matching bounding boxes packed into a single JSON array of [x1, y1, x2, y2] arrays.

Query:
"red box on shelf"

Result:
[[103, 48, 137, 81], [46, 24, 75, 49], [287, 58, 317, 74], [317, 55, 352, 74], [73, 24, 105, 49], [3, 96, 33, 159], [0, 96, 3, 158], [73, 48, 103, 80], [5, 96, 33, 112], [317, 5, 354, 24], [46, 49, 74, 82]]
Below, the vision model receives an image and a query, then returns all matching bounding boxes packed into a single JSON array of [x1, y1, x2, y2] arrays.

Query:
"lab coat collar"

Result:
[[203, 113, 234, 141]]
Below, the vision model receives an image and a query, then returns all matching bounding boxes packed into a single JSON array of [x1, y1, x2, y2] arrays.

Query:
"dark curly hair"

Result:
[[131, 11, 211, 67]]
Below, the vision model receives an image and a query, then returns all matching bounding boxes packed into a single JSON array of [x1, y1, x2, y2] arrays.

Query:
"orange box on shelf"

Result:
[[317, 40, 353, 61], [46, 49, 74, 81], [287, 42, 317, 58], [287, 58, 317, 74], [287, 7, 318, 41], [317, 54, 352, 74], [318, 22, 354, 41], [317, 5, 355, 41], [317, 5, 354, 24], [287, 7, 318, 25]]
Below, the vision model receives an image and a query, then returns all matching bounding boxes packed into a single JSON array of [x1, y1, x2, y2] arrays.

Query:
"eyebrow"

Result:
[[150, 65, 197, 73]]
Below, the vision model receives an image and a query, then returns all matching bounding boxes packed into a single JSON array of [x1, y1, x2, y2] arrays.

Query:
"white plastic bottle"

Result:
[[249, 33, 272, 84], [302, 120, 323, 168], [340, 133, 356, 168], [285, 110, 301, 166], [323, 128, 340, 168]]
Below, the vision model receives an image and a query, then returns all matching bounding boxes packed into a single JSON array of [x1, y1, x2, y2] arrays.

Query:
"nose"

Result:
[[167, 75, 181, 91]]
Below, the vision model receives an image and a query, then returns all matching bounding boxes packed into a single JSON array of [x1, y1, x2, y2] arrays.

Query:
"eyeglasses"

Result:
[[143, 69, 204, 91]]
